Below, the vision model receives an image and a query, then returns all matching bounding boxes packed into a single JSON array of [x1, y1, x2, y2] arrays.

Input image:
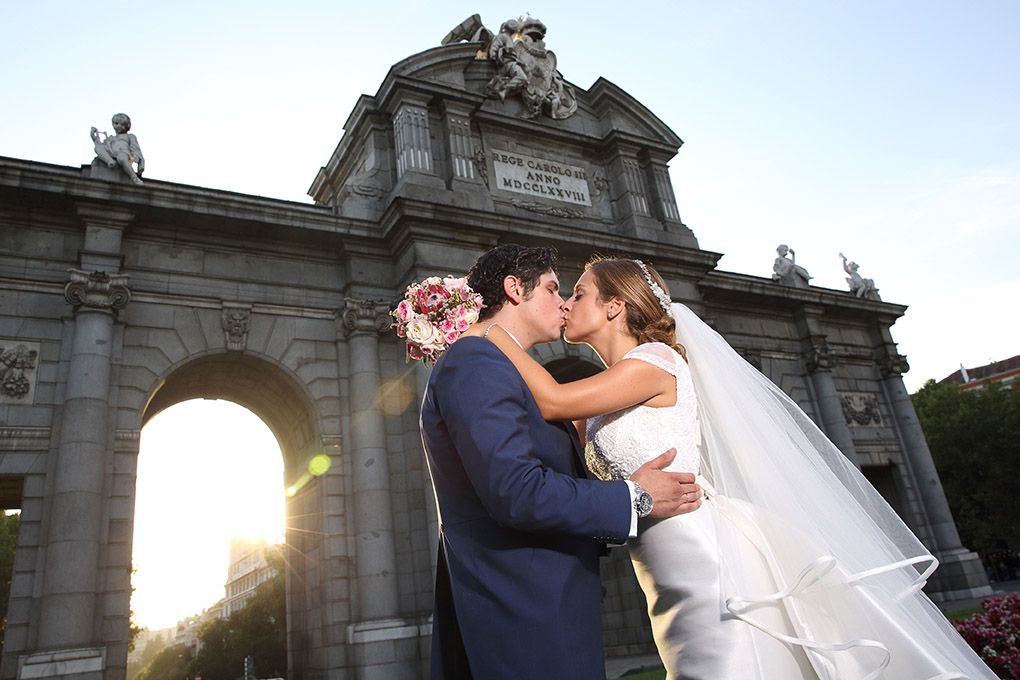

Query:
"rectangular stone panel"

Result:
[[490, 151, 592, 206]]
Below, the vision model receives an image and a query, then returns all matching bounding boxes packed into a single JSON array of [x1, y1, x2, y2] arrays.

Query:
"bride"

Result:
[[475, 258, 994, 680]]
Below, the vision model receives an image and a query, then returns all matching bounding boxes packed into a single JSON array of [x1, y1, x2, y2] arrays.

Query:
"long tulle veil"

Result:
[[670, 302, 994, 679]]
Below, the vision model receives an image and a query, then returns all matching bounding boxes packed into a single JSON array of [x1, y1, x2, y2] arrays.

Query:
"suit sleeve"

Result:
[[436, 343, 631, 542]]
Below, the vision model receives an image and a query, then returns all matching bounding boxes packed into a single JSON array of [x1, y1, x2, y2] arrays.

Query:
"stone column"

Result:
[[341, 299, 400, 621], [37, 269, 129, 654], [872, 324, 990, 600], [798, 309, 858, 464], [878, 353, 964, 549]]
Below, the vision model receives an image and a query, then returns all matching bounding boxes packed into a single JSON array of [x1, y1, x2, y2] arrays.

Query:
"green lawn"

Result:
[[620, 669, 666, 680], [945, 605, 983, 621]]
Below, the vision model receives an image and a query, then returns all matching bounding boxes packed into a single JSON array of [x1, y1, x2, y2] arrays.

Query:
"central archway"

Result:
[[140, 351, 329, 679]]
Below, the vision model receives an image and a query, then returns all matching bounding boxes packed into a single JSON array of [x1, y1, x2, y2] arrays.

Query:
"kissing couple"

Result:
[[413, 244, 995, 679]]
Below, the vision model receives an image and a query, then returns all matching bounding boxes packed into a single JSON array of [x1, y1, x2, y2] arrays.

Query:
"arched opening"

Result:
[[130, 399, 285, 679], [0, 478, 22, 659], [131, 353, 324, 680]]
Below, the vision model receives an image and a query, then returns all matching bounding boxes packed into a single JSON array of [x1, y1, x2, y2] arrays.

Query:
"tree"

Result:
[[189, 548, 286, 680], [912, 380, 1020, 558], [136, 643, 193, 680], [0, 512, 19, 653], [128, 633, 169, 680]]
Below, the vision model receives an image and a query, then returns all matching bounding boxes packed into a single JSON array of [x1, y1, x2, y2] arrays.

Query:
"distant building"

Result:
[[940, 355, 1020, 391], [223, 538, 281, 618], [174, 605, 220, 649]]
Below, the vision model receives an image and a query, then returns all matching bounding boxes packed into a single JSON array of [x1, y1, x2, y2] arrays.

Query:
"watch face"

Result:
[[636, 492, 653, 517]]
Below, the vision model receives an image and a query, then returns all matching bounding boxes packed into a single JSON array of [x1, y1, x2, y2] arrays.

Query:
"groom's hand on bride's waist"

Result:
[[630, 448, 702, 519]]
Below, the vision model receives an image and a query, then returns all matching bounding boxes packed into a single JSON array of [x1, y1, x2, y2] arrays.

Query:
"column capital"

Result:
[[64, 268, 130, 314], [880, 352, 910, 377], [804, 339, 836, 374], [341, 298, 391, 338]]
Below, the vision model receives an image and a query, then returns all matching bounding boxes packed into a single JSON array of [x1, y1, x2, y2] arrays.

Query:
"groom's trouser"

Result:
[[430, 545, 473, 680]]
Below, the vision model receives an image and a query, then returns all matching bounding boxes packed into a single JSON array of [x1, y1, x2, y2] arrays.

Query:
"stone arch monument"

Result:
[[0, 16, 990, 680]]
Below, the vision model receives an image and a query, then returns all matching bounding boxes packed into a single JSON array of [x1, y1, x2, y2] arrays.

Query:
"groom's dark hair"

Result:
[[468, 244, 559, 320]]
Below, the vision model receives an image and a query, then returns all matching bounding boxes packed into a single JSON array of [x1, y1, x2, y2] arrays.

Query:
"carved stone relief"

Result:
[[510, 199, 584, 219], [442, 15, 577, 121], [804, 340, 836, 373], [471, 148, 489, 187], [0, 340, 41, 404], [880, 353, 910, 378], [222, 303, 252, 351], [841, 393, 883, 427]]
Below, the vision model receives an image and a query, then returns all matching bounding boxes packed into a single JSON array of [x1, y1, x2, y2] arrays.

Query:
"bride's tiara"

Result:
[[633, 260, 672, 315]]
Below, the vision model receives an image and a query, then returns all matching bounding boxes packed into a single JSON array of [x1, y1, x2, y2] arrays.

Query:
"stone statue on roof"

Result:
[[442, 15, 578, 121], [771, 244, 812, 288], [89, 113, 144, 185], [840, 253, 881, 300]]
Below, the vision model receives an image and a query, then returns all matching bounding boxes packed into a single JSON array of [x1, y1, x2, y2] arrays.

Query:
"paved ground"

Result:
[[604, 579, 1020, 678], [937, 578, 1020, 613]]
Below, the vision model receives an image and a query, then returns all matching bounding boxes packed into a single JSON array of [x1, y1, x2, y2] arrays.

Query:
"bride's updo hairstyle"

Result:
[[586, 257, 687, 359]]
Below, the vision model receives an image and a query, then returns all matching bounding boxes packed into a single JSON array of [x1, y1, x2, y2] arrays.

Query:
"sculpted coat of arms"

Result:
[[443, 15, 578, 121]]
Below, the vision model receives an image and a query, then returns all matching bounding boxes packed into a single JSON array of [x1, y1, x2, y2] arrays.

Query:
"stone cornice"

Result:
[[700, 270, 908, 320], [373, 196, 721, 274], [0, 156, 372, 239]]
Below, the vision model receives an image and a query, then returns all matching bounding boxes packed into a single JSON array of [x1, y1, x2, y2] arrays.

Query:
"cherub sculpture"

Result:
[[771, 244, 812, 288], [90, 113, 144, 185], [840, 253, 881, 300]]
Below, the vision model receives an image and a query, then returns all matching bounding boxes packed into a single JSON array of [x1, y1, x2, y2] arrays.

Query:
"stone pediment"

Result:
[[310, 36, 697, 249]]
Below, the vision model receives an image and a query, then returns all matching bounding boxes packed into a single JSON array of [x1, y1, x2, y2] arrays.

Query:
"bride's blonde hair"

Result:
[[585, 257, 687, 360]]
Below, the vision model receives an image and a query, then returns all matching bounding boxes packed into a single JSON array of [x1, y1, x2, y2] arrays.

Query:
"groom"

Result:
[[420, 244, 702, 679]]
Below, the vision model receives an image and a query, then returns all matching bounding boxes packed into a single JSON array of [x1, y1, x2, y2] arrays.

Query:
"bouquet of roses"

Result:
[[392, 276, 484, 366]]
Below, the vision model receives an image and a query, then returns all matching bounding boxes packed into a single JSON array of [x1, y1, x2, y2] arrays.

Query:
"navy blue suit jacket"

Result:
[[420, 337, 631, 679]]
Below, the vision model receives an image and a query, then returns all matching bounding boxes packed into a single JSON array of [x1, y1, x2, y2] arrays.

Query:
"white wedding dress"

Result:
[[585, 339, 996, 680]]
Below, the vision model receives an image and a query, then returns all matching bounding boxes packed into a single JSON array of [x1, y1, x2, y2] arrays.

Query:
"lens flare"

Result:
[[308, 454, 331, 476]]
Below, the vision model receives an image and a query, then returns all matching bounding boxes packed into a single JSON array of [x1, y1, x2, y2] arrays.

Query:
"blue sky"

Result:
[[2, 1, 1017, 391]]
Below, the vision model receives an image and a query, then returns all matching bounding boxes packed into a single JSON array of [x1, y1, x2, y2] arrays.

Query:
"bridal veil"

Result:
[[670, 302, 994, 680]]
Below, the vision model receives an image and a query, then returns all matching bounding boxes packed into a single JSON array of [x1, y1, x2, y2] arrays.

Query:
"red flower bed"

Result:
[[955, 593, 1020, 679]]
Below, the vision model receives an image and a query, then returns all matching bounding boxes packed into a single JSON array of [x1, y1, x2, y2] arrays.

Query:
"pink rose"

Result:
[[396, 299, 412, 322]]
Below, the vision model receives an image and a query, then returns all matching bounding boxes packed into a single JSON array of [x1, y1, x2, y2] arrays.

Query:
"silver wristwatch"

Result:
[[631, 481, 653, 519]]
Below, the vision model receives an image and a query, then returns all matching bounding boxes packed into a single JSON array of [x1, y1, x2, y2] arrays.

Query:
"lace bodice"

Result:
[[585, 343, 700, 480]]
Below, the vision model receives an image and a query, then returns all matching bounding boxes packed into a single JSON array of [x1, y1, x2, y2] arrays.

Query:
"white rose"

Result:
[[443, 276, 468, 289], [405, 316, 440, 346], [462, 306, 479, 325]]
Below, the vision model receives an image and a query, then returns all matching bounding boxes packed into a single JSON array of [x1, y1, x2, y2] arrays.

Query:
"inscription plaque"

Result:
[[491, 151, 591, 206]]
